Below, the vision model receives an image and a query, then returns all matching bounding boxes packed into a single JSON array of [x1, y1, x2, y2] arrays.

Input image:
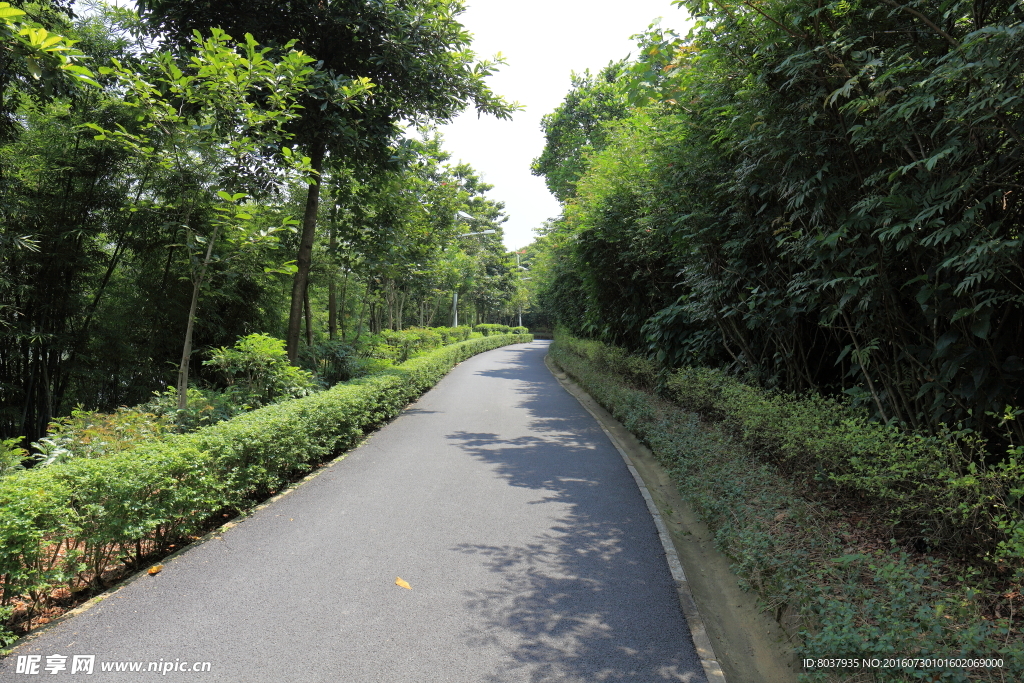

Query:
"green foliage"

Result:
[[552, 331, 659, 390], [530, 0, 1024, 445], [531, 62, 631, 202], [203, 333, 317, 408], [0, 604, 16, 648], [134, 0, 522, 360], [0, 1, 97, 139], [561, 329, 1023, 569], [297, 339, 363, 386], [0, 437, 27, 477], [1, 3, 525, 447], [510, 326, 529, 335], [661, 363, 1024, 569], [346, 326, 475, 367], [1, 6, 315, 444], [0, 334, 530, 620], [434, 326, 473, 344], [378, 327, 440, 361], [143, 387, 243, 432], [550, 332, 1022, 679], [137, 0, 520, 142], [797, 554, 1024, 680], [473, 323, 510, 337], [29, 406, 174, 466]]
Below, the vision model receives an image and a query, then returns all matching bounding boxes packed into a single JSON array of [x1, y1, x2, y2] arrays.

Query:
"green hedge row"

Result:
[[0, 334, 531, 612], [473, 324, 530, 336], [549, 333, 1023, 679], [473, 323, 509, 336], [376, 326, 474, 359]]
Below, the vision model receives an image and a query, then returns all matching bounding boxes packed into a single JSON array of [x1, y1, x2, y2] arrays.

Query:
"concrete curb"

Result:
[[545, 353, 727, 683]]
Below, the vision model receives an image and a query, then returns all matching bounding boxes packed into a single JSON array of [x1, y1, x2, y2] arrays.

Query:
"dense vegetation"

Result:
[[1, 0, 528, 446], [530, 0, 1024, 445]]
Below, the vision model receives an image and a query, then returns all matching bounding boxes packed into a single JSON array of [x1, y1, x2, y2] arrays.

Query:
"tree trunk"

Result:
[[304, 282, 313, 347], [428, 292, 442, 327], [328, 276, 337, 340], [338, 268, 350, 340], [327, 200, 338, 341], [286, 142, 326, 363], [176, 223, 221, 410], [396, 288, 406, 331], [353, 287, 368, 343]]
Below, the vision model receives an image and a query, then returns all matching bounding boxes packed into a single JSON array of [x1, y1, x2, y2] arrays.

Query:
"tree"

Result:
[[84, 27, 325, 408], [531, 61, 630, 203], [0, 1, 97, 139], [531, 0, 1024, 443], [136, 0, 519, 361]]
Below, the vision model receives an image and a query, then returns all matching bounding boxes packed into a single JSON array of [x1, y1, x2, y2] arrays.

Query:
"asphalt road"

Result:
[[2, 340, 707, 682]]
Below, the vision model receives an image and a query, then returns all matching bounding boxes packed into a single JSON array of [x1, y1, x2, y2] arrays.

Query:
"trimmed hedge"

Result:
[[474, 323, 510, 336], [663, 366, 1024, 567], [0, 334, 531, 612]]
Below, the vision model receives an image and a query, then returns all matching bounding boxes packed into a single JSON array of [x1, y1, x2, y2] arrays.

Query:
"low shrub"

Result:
[[510, 326, 529, 335], [0, 438, 27, 478], [144, 386, 243, 433], [298, 339, 364, 386], [204, 333, 318, 408], [474, 323, 510, 337], [377, 327, 445, 362], [29, 406, 175, 466], [554, 333, 659, 390], [661, 366, 1024, 572]]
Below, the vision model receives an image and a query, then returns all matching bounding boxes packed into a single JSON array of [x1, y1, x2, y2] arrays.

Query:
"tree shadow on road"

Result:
[[444, 343, 707, 682]]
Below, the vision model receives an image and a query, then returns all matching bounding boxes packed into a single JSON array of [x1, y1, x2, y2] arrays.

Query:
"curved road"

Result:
[[2, 341, 707, 682]]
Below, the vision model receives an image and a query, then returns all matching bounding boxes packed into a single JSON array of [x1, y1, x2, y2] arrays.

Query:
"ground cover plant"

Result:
[[550, 331, 1022, 682], [0, 332, 530, 646]]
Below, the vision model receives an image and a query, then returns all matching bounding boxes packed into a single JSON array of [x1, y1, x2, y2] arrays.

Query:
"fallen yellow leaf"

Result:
[[148, 565, 163, 575], [395, 577, 411, 590]]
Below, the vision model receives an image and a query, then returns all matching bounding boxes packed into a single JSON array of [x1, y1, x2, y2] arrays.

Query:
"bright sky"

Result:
[[438, 0, 693, 251]]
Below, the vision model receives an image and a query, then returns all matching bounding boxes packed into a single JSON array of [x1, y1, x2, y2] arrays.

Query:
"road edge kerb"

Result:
[[544, 353, 727, 683]]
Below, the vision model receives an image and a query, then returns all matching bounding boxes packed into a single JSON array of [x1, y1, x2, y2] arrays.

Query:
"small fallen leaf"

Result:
[[148, 565, 163, 575], [395, 577, 411, 590]]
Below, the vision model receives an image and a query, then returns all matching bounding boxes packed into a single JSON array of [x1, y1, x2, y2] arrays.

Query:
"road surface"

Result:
[[2, 340, 707, 682]]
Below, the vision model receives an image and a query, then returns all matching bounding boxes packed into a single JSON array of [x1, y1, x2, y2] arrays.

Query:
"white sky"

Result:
[[438, 0, 693, 251]]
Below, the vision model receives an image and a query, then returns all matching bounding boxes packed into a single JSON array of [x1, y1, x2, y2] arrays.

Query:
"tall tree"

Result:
[[86, 28, 321, 408], [137, 0, 518, 361], [531, 61, 630, 203]]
